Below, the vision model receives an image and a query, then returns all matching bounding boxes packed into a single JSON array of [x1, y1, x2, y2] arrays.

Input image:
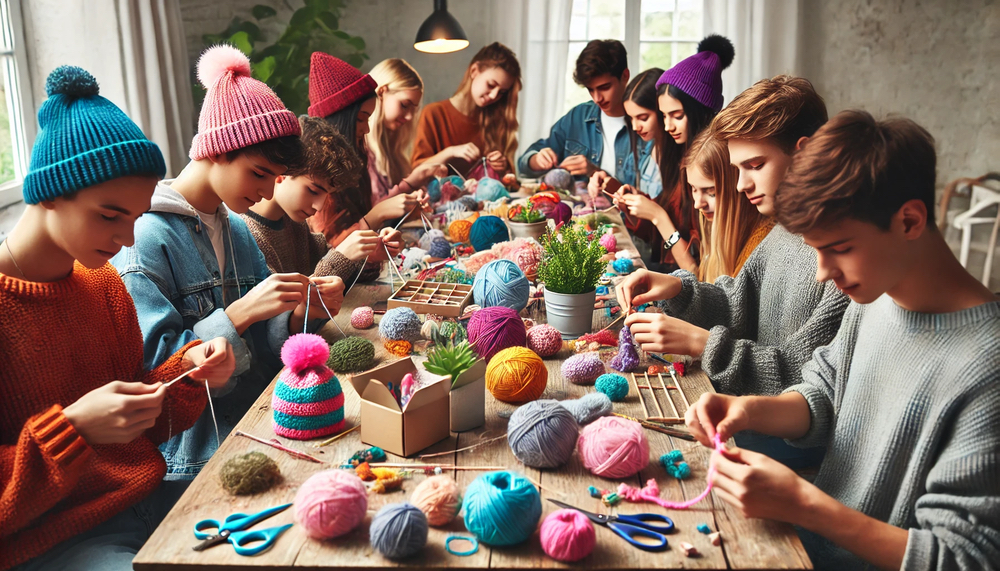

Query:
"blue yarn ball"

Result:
[[595, 373, 629, 402], [428, 237, 452, 259], [476, 177, 511, 202], [612, 257, 634, 274], [472, 259, 529, 311], [369, 503, 428, 560], [418, 228, 445, 250], [378, 307, 422, 342], [463, 471, 541, 546], [469, 215, 510, 252], [508, 400, 579, 468], [543, 168, 573, 190]]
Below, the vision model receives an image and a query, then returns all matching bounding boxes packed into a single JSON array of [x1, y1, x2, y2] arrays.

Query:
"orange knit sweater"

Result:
[[0, 263, 204, 569], [734, 218, 777, 274], [411, 99, 485, 175]]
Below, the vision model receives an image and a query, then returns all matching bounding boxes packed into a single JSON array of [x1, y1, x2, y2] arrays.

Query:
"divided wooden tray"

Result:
[[387, 279, 473, 317]]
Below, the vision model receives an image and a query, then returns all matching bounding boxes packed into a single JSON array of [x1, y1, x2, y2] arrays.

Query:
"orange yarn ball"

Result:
[[449, 219, 473, 243], [383, 339, 412, 356], [485, 346, 548, 404]]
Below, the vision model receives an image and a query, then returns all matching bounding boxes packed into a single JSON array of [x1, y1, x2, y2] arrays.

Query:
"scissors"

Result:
[[548, 499, 674, 552], [192, 503, 293, 556]]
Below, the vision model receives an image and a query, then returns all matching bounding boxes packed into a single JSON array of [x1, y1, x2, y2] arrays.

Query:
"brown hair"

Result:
[[684, 129, 767, 282], [453, 42, 521, 170], [574, 40, 628, 86], [713, 75, 828, 153], [776, 110, 937, 234], [287, 116, 364, 193]]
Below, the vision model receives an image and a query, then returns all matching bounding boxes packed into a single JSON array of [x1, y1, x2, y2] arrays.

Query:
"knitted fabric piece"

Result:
[[609, 327, 640, 372], [308, 52, 377, 118], [272, 392, 345, 416], [272, 419, 347, 440], [272, 363, 345, 440], [273, 408, 345, 431], [273, 379, 342, 404]]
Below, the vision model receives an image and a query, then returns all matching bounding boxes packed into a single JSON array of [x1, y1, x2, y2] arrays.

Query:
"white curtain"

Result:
[[489, 0, 574, 158], [703, 0, 802, 108]]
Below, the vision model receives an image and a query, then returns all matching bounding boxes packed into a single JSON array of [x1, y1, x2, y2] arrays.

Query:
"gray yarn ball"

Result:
[[379, 307, 422, 342], [370, 502, 428, 560], [418, 228, 446, 250], [507, 399, 579, 468], [559, 392, 613, 425]]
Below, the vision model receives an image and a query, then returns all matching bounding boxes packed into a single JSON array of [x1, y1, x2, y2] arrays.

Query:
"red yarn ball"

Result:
[[467, 306, 527, 362], [281, 333, 331, 373]]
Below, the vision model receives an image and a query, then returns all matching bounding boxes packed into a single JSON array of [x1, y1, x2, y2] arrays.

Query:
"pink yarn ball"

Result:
[[540, 509, 596, 562], [351, 306, 374, 329], [526, 324, 562, 357], [281, 333, 330, 373], [465, 251, 497, 275], [294, 470, 368, 539], [599, 232, 617, 253], [578, 416, 650, 479]]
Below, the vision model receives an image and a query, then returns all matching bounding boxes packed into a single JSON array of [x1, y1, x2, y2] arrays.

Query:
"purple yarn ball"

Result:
[[467, 306, 527, 362], [546, 202, 573, 227], [561, 353, 605, 385]]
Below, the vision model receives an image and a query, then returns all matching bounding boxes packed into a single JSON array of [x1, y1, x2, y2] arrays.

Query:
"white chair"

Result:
[[940, 175, 1000, 287]]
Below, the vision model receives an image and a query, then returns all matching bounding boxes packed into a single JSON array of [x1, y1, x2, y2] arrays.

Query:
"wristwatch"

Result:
[[664, 230, 681, 250]]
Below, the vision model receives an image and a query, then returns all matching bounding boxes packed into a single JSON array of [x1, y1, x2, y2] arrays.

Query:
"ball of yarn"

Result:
[[540, 509, 596, 562], [426, 178, 443, 204], [612, 257, 634, 274], [379, 307, 422, 342], [219, 452, 281, 495], [542, 168, 573, 190], [485, 346, 547, 404], [369, 503, 428, 560], [294, 469, 368, 539], [418, 228, 446, 250], [463, 471, 541, 546], [470, 216, 510, 252], [467, 306, 527, 361], [457, 195, 479, 212], [383, 339, 412, 356], [449, 218, 473, 243], [281, 333, 330, 373], [595, 373, 629, 402], [559, 392, 613, 425], [421, 320, 439, 341], [464, 251, 497, 275], [328, 336, 375, 373], [400, 247, 427, 271], [472, 259, 529, 311], [475, 177, 511, 202], [508, 400, 579, 468], [409, 475, 462, 527], [526, 324, 562, 357], [577, 416, 649, 479], [350, 306, 374, 329], [512, 245, 542, 279], [428, 237, 452, 259], [547, 202, 573, 227], [599, 232, 617, 253], [561, 353, 605, 385]]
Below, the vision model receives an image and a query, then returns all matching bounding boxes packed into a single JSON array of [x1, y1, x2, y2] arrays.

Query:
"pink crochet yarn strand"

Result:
[[618, 434, 724, 510]]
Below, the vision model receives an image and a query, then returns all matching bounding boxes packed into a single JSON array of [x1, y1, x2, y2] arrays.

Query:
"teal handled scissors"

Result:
[[192, 503, 293, 556], [548, 499, 674, 552]]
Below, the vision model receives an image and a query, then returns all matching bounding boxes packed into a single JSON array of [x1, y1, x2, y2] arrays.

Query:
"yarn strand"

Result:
[[206, 379, 220, 450], [310, 281, 346, 339], [617, 434, 723, 510]]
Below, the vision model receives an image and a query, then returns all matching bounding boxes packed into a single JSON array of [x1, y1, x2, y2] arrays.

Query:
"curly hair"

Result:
[[287, 116, 364, 193]]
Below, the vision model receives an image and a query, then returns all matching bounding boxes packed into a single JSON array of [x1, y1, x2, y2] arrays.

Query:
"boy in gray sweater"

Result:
[[686, 111, 1000, 570]]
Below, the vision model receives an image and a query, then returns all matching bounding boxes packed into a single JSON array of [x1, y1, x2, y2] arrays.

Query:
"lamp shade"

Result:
[[414, 0, 469, 54]]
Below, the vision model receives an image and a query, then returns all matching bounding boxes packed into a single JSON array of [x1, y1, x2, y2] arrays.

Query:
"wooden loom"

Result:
[[630, 365, 691, 424]]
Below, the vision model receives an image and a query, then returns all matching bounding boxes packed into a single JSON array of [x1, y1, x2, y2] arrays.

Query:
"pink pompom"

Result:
[[351, 306, 374, 329], [197, 45, 251, 88], [294, 470, 368, 539], [599, 232, 617, 253], [540, 509, 596, 562], [281, 333, 330, 373], [577, 416, 649, 478], [526, 324, 562, 357], [464, 251, 497, 275]]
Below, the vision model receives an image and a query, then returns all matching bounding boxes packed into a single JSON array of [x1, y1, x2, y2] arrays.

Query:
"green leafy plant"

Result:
[[424, 341, 479, 388], [537, 224, 608, 294], [200, 0, 368, 114], [508, 204, 546, 224]]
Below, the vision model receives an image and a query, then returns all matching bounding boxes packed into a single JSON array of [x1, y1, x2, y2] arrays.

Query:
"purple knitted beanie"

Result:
[[655, 35, 734, 112]]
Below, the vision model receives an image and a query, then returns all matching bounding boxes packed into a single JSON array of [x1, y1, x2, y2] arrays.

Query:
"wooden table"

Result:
[[134, 215, 812, 570]]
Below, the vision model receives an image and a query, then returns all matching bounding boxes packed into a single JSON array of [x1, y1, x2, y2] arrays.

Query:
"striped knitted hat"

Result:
[[307, 52, 376, 118], [272, 334, 346, 440], [190, 45, 301, 160]]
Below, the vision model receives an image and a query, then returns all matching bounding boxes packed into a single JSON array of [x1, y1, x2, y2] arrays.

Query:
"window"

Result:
[[565, 0, 703, 114], [0, 0, 34, 209]]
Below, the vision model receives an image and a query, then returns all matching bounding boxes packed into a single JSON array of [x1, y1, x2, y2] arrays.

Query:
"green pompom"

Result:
[[328, 336, 376, 373], [219, 452, 281, 495]]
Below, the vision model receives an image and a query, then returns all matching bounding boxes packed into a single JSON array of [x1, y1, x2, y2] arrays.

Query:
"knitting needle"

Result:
[[312, 424, 360, 447], [163, 366, 203, 388], [366, 463, 506, 471], [447, 163, 466, 180], [418, 433, 509, 459], [613, 413, 695, 441], [596, 311, 626, 334], [646, 416, 686, 424], [233, 430, 324, 463]]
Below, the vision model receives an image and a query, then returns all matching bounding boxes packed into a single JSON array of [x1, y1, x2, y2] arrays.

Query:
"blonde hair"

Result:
[[366, 59, 423, 185], [683, 129, 767, 282], [453, 42, 521, 170]]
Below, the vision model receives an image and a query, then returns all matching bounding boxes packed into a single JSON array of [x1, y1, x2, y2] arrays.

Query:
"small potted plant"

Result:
[[537, 224, 607, 338], [505, 203, 549, 240], [424, 341, 487, 432]]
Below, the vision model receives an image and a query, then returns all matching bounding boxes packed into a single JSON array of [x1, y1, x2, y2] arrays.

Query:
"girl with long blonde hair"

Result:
[[412, 42, 521, 176]]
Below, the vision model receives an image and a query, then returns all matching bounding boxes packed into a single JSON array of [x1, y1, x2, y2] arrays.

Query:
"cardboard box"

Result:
[[348, 358, 451, 457], [448, 359, 487, 432]]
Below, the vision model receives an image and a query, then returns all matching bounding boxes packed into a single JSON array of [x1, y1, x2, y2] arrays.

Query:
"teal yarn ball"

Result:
[[369, 502, 428, 560], [379, 307, 422, 342], [463, 471, 541, 546], [472, 259, 529, 311], [469, 215, 510, 252], [426, 179, 443, 203], [508, 400, 579, 468], [595, 374, 629, 402], [475, 177, 511, 202], [612, 258, 634, 274]]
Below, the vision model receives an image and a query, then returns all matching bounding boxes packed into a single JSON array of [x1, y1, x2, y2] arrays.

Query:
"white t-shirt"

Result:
[[599, 112, 627, 174], [195, 207, 226, 280]]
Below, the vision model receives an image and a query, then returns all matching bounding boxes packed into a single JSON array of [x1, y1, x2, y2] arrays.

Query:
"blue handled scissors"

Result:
[[548, 499, 674, 552], [192, 503, 293, 556]]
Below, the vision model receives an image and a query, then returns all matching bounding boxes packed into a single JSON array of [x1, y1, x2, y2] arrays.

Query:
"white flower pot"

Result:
[[506, 219, 549, 241], [543, 288, 597, 339]]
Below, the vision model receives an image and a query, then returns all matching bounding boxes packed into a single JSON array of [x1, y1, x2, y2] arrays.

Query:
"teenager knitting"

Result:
[[687, 111, 1000, 571], [1, 66, 235, 570], [367, 58, 428, 204], [112, 46, 342, 482], [413, 42, 521, 177]]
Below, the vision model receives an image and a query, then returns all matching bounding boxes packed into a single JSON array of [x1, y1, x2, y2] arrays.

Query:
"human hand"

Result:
[[412, 162, 448, 187], [379, 228, 404, 258], [685, 392, 751, 446], [615, 191, 667, 224], [615, 268, 683, 309], [63, 381, 167, 445], [711, 445, 814, 525], [588, 171, 613, 204], [559, 154, 595, 176], [336, 230, 380, 262], [449, 142, 481, 163], [181, 337, 236, 390], [486, 150, 508, 173], [295, 275, 345, 320], [226, 273, 309, 333], [528, 148, 558, 171], [624, 312, 710, 357]]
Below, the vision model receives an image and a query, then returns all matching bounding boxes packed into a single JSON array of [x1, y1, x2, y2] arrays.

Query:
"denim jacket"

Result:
[[111, 181, 290, 480], [517, 101, 652, 183]]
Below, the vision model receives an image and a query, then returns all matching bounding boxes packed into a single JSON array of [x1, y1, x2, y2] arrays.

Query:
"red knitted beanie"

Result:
[[307, 52, 377, 118]]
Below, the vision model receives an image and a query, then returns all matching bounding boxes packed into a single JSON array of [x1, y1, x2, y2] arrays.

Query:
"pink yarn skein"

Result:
[[526, 324, 562, 357], [351, 306, 374, 329], [294, 470, 368, 539], [540, 509, 596, 562], [577, 416, 650, 478], [599, 232, 617, 253]]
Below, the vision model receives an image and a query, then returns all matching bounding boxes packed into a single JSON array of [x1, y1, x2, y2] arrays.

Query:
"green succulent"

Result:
[[424, 341, 479, 388]]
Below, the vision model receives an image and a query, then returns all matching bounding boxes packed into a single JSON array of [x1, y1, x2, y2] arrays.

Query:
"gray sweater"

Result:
[[786, 296, 1000, 570], [659, 224, 850, 395]]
